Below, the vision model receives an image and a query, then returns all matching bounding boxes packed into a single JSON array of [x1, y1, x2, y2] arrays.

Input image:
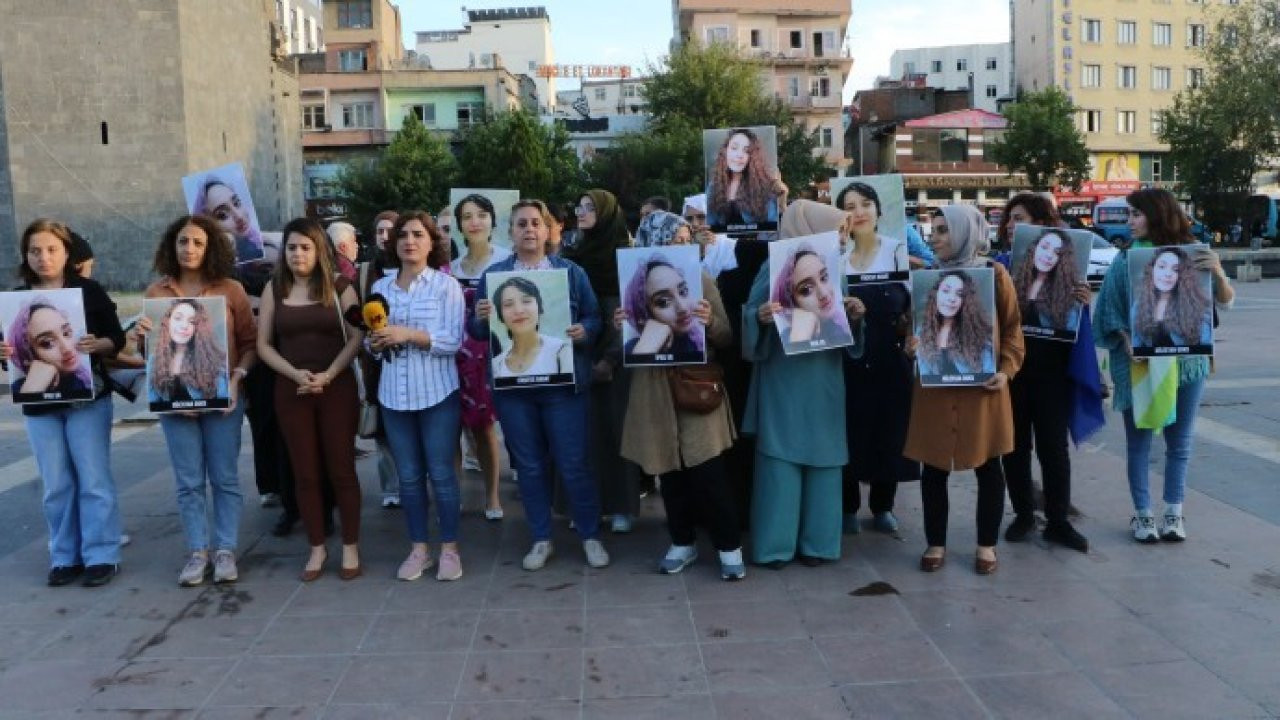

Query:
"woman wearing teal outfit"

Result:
[[742, 200, 865, 567]]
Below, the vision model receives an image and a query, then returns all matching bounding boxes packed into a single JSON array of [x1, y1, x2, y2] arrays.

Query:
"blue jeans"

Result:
[[494, 387, 600, 542], [382, 392, 463, 544], [375, 435, 399, 498], [1122, 376, 1207, 512], [25, 395, 122, 567], [159, 400, 247, 552]]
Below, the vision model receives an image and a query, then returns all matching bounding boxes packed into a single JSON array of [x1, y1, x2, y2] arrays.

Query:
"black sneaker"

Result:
[[272, 513, 297, 537], [47, 564, 85, 587], [1004, 513, 1036, 542], [1043, 522, 1089, 553], [82, 564, 119, 587]]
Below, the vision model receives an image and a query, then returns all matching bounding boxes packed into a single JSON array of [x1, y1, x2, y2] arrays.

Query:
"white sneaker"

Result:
[[658, 545, 697, 574], [382, 495, 401, 509], [1131, 515, 1159, 543], [462, 455, 481, 471], [212, 550, 238, 584], [522, 541, 554, 571], [1159, 514, 1186, 542], [178, 552, 210, 587], [583, 539, 610, 569]]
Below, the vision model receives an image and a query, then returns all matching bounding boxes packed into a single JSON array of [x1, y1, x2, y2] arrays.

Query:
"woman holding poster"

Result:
[[1, 219, 126, 587], [904, 205, 1023, 576], [743, 200, 865, 568], [619, 247, 706, 364], [915, 270, 996, 377], [1012, 228, 1084, 335], [4, 296, 94, 399], [470, 200, 610, 571], [142, 215, 257, 586], [835, 181, 916, 535], [1095, 188, 1233, 543]]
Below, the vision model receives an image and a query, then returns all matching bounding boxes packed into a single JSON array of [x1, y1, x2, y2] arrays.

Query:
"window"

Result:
[[302, 103, 326, 130], [1187, 67, 1204, 88], [956, 58, 968, 71], [1152, 66, 1171, 90], [335, 1, 372, 29], [1083, 18, 1102, 42], [456, 101, 484, 126], [1082, 109, 1102, 133], [1153, 22, 1172, 46], [930, 59, 942, 73], [404, 104, 435, 126], [986, 57, 998, 70], [911, 129, 969, 163], [1118, 65, 1137, 89], [1187, 24, 1205, 47], [1117, 21, 1137, 44], [903, 61, 916, 75], [705, 25, 729, 44], [338, 49, 367, 72], [986, 85, 998, 98], [1118, 110, 1136, 134], [750, 29, 762, 48], [809, 77, 831, 97], [622, 84, 638, 99], [814, 30, 836, 56], [1082, 64, 1101, 87], [788, 30, 803, 49], [787, 76, 801, 97], [817, 127, 833, 149], [593, 88, 606, 101], [1151, 111, 1165, 138], [1151, 155, 1164, 181], [341, 102, 374, 128]]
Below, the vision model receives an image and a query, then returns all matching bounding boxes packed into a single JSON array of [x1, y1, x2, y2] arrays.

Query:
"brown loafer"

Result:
[[339, 565, 362, 581], [975, 555, 998, 575], [300, 567, 323, 582], [919, 552, 946, 572]]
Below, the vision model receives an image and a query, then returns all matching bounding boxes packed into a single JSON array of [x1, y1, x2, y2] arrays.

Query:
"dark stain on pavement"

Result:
[[850, 581, 900, 596]]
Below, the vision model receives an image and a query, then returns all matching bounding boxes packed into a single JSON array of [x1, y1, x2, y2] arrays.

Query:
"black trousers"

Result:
[[660, 453, 740, 552], [843, 474, 898, 515], [1003, 373, 1072, 525], [921, 458, 1005, 547], [245, 365, 291, 498]]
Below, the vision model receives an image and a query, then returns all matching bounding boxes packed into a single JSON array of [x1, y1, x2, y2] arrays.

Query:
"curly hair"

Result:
[[150, 299, 224, 398], [1013, 229, 1079, 327], [918, 270, 993, 369], [7, 298, 93, 388], [18, 219, 76, 286], [383, 210, 450, 270], [1135, 247, 1210, 344], [996, 192, 1059, 247], [153, 215, 236, 281], [1126, 187, 1191, 247], [709, 128, 773, 222]]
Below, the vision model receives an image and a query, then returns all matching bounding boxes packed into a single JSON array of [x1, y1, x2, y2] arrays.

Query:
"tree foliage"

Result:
[[986, 87, 1090, 192], [1159, 0, 1280, 216], [336, 114, 457, 235], [456, 109, 585, 206]]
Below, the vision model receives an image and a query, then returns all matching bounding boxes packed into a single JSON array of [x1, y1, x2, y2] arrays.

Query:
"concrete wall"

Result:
[[889, 43, 1012, 113]]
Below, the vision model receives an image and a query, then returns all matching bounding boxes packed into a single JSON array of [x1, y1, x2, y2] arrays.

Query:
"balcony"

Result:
[[776, 94, 844, 111], [752, 47, 852, 64], [303, 128, 392, 148]]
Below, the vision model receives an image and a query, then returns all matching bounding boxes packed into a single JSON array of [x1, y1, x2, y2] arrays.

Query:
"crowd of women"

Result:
[[2, 180, 1233, 588]]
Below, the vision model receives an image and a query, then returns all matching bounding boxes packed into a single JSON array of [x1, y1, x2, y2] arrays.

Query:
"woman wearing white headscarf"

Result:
[[682, 194, 738, 278], [904, 204, 1024, 576]]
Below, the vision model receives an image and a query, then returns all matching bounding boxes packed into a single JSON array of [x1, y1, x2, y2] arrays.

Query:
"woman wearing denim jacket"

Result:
[[140, 215, 257, 586], [2, 219, 126, 588], [469, 199, 610, 571]]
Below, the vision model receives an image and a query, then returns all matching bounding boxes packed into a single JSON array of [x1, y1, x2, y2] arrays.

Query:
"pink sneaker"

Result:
[[397, 549, 433, 581], [436, 549, 463, 581]]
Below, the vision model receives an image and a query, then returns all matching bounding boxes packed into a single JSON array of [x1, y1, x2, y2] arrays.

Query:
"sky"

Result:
[[396, 0, 1010, 102]]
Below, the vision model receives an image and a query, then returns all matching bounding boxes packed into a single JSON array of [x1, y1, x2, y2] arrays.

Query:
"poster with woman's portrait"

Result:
[[487, 269, 575, 389], [830, 174, 911, 285], [0, 289, 94, 405], [912, 268, 997, 386], [703, 126, 780, 234], [1127, 244, 1214, 357], [616, 245, 707, 367], [1010, 225, 1091, 342], [767, 231, 856, 355], [143, 297, 232, 412], [181, 162, 265, 266]]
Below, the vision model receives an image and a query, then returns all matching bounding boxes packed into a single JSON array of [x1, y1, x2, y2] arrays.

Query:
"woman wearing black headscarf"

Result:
[[564, 189, 642, 532]]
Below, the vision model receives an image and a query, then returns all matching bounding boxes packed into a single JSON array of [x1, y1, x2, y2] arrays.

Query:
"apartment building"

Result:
[[1013, 0, 1228, 200], [274, 0, 323, 55], [889, 43, 1013, 114], [556, 77, 651, 118], [414, 7, 556, 112], [674, 0, 853, 171]]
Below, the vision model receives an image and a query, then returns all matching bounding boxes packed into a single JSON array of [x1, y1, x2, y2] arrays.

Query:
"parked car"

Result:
[[1087, 234, 1119, 289], [1092, 197, 1132, 247]]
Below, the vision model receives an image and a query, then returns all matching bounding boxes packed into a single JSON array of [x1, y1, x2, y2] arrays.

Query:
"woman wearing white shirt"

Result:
[[369, 211, 467, 582]]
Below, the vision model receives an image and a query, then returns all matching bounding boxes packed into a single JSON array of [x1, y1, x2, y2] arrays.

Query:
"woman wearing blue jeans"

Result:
[[470, 199, 610, 572], [141, 215, 258, 586], [1095, 188, 1234, 542], [3, 219, 126, 587], [369, 211, 467, 582]]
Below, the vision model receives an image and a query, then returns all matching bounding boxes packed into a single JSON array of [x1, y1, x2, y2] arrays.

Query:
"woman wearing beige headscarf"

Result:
[[741, 200, 866, 568], [904, 204, 1024, 575]]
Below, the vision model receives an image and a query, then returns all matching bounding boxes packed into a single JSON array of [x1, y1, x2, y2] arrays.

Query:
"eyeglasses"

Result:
[[575, 203, 596, 215]]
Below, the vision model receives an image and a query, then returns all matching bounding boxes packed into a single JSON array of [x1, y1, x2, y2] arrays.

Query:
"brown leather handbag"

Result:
[[667, 363, 725, 414]]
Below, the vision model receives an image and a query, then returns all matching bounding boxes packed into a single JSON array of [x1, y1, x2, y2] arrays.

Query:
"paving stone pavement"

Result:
[[0, 430, 1278, 720]]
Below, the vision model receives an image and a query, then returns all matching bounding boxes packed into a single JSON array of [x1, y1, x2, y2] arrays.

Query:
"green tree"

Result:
[[456, 109, 584, 206], [586, 41, 829, 214], [1159, 0, 1280, 226], [986, 87, 1091, 192], [336, 114, 458, 236]]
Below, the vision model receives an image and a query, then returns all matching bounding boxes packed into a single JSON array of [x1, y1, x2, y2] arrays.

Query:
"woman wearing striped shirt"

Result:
[[369, 211, 468, 582]]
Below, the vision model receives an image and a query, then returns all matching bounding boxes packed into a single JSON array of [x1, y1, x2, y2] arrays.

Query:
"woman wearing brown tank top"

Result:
[[257, 218, 365, 581]]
